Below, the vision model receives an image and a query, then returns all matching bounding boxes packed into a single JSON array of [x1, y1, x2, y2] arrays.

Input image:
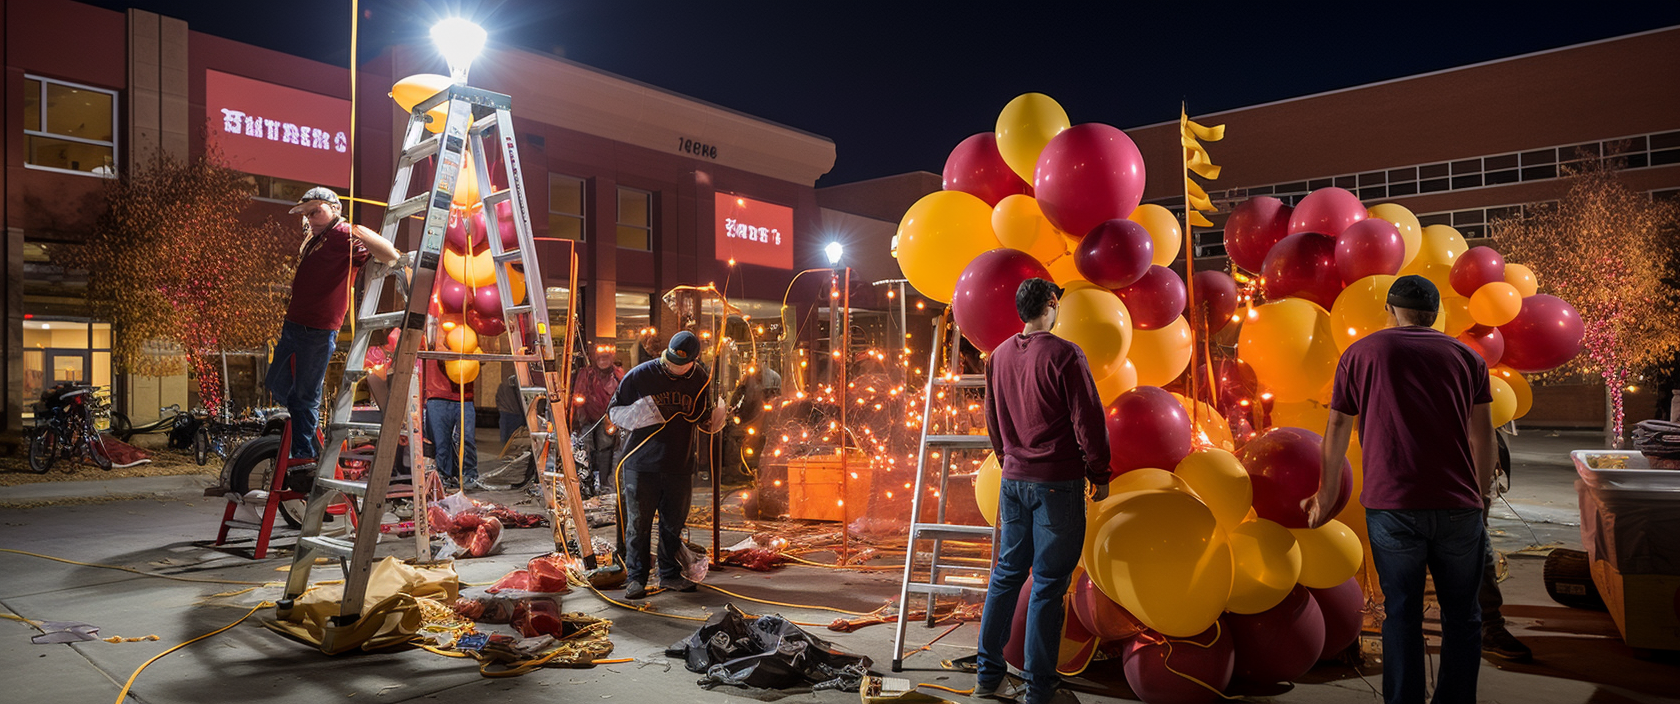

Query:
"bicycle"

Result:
[[193, 403, 268, 466], [28, 384, 113, 473]]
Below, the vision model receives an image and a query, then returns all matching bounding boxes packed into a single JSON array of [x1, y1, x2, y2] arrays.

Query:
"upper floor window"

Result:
[[549, 174, 586, 241], [24, 76, 118, 177], [617, 187, 652, 250]]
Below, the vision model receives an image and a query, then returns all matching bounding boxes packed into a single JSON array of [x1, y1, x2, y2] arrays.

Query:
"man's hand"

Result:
[[1300, 492, 1330, 529], [708, 401, 728, 433], [1090, 481, 1109, 503]]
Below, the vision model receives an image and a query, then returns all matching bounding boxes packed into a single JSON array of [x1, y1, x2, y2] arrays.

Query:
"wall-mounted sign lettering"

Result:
[[715, 193, 793, 270], [679, 137, 717, 159], [206, 70, 351, 188]]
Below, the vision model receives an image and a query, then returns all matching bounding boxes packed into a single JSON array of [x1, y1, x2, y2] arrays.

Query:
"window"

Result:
[[22, 319, 113, 423], [236, 174, 334, 204], [24, 76, 118, 176], [549, 174, 586, 241], [617, 187, 652, 250]]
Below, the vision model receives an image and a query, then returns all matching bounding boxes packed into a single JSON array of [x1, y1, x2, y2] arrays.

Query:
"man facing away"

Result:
[[977, 278, 1111, 704], [573, 344, 626, 491], [423, 350, 480, 492], [1305, 275, 1496, 704]]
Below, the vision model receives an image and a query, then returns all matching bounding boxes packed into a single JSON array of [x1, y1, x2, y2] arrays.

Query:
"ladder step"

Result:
[[502, 304, 534, 316], [329, 421, 383, 434], [924, 435, 992, 449], [905, 582, 987, 597], [482, 188, 512, 206], [491, 250, 523, 264], [931, 375, 986, 389], [299, 536, 356, 559], [911, 523, 995, 541], [470, 113, 500, 133], [414, 351, 542, 362], [357, 311, 407, 330], [519, 386, 549, 397], [384, 193, 430, 223], [222, 519, 262, 530], [398, 134, 442, 166], [315, 478, 368, 497]]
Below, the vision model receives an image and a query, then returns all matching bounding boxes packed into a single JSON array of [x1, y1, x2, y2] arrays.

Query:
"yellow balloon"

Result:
[[391, 74, 452, 112], [1174, 448, 1253, 531], [444, 325, 479, 353], [1127, 204, 1182, 266], [504, 266, 528, 305], [1493, 366, 1533, 419], [1046, 255, 1086, 286], [1092, 490, 1233, 637], [1171, 393, 1234, 452], [1330, 275, 1397, 350], [1366, 204, 1422, 270], [1402, 224, 1468, 272], [1489, 375, 1517, 427], [975, 452, 1001, 527], [1127, 316, 1192, 387], [1290, 520, 1364, 589], [1504, 263, 1538, 297], [1410, 262, 1456, 299], [1111, 467, 1191, 496], [443, 247, 498, 288], [1050, 287, 1133, 380], [444, 359, 480, 385], [895, 191, 1001, 303], [1095, 360, 1139, 406], [1083, 470, 1196, 598], [1441, 296, 1476, 337], [995, 93, 1071, 182], [1237, 298, 1339, 403], [1226, 518, 1303, 614], [452, 150, 481, 207], [1469, 282, 1522, 327], [992, 195, 1066, 264]]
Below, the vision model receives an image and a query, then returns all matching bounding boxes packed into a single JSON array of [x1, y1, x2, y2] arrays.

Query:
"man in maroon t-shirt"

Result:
[[423, 350, 479, 491], [1306, 275, 1496, 704], [265, 187, 401, 473]]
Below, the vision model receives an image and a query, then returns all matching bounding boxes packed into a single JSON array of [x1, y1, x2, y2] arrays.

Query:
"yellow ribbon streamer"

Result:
[[1184, 118, 1226, 142], [1189, 211, 1214, 227]]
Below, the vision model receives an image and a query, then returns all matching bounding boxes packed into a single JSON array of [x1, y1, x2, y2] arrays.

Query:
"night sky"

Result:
[[75, 1, 1680, 186]]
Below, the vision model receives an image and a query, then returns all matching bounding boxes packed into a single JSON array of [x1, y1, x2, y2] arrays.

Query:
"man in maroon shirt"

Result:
[[424, 350, 479, 491], [265, 188, 400, 474], [573, 344, 626, 491], [1305, 275, 1496, 704], [977, 278, 1110, 704]]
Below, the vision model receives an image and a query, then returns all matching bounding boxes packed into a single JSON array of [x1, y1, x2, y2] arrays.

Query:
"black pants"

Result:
[[619, 470, 692, 584]]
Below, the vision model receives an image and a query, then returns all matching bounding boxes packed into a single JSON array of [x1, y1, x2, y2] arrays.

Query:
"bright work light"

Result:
[[431, 18, 487, 84]]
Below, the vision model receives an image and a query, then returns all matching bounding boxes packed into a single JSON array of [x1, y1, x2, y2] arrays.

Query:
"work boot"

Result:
[[662, 577, 698, 593], [1483, 624, 1533, 661], [974, 675, 1024, 701], [283, 461, 318, 493], [624, 580, 647, 600]]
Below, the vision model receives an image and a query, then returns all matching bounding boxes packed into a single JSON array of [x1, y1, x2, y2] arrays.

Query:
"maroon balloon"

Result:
[[437, 278, 470, 314], [1497, 294, 1584, 373], [1105, 386, 1193, 479], [1309, 578, 1365, 661], [465, 307, 506, 337], [1196, 357, 1261, 419], [1033, 123, 1147, 238], [445, 205, 486, 253], [1237, 427, 1350, 528], [943, 132, 1033, 207], [1003, 572, 1091, 671], [1449, 246, 1507, 297], [1334, 217, 1405, 284], [1071, 573, 1146, 642], [1122, 623, 1235, 704], [492, 200, 519, 250], [1113, 265, 1186, 331], [1227, 585, 1326, 683], [1287, 187, 1367, 238], [952, 248, 1051, 352], [1224, 197, 1293, 273], [1261, 232, 1343, 309], [1458, 325, 1505, 367], [1075, 219, 1154, 289], [471, 284, 505, 319], [1191, 270, 1240, 333]]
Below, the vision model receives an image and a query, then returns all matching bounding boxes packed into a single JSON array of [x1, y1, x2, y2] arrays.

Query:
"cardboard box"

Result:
[[787, 449, 873, 522], [1590, 559, 1680, 650]]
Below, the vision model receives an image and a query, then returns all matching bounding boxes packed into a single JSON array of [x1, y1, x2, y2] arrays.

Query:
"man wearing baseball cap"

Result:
[[1306, 274, 1497, 704], [606, 330, 726, 599], [266, 187, 401, 478]]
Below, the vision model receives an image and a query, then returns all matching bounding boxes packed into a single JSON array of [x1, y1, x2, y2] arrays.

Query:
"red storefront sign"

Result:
[[715, 193, 793, 270], [206, 70, 350, 188]]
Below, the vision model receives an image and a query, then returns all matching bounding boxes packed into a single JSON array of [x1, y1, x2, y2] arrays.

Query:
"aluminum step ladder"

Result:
[[275, 83, 595, 650], [890, 313, 997, 672]]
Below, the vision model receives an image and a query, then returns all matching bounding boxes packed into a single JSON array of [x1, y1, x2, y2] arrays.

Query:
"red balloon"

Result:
[[1002, 572, 1091, 672], [943, 132, 1033, 207], [1075, 219, 1154, 289], [1458, 325, 1505, 367], [492, 200, 519, 250], [1105, 386, 1193, 478], [465, 307, 506, 337], [1288, 188, 1367, 238], [1191, 270, 1240, 333], [1334, 218, 1405, 284], [1237, 427, 1350, 528], [1122, 623, 1235, 704], [1072, 573, 1146, 642], [445, 204, 486, 253], [1033, 123, 1147, 238], [437, 277, 470, 314], [1224, 197, 1293, 273], [1497, 294, 1584, 373], [1196, 357, 1261, 419], [1113, 265, 1186, 331], [1261, 232, 1343, 310], [1308, 578, 1365, 661], [952, 249, 1051, 352], [471, 284, 505, 319], [1227, 585, 1326, 683], [1449, 246, 1507, 297]]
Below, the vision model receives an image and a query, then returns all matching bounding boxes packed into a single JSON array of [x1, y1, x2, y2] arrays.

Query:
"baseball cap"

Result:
[[1387, 275, 1441, 312], [288, 187, 341, 214], [664, 330, 701, 366]]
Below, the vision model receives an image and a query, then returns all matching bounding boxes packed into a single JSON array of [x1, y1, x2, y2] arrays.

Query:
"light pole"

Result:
[[826, 242, 853, 559]]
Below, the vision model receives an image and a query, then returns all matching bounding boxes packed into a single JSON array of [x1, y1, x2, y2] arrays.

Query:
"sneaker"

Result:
[[974, 675, 1024, 701], [624, 580, 647, 600], [464, 478, 491, 491], [662, 577, 698, 593], [1483, 624, 1533, 662]]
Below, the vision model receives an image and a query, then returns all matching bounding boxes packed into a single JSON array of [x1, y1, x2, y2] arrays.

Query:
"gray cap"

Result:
[[288, 187, 341, 214]]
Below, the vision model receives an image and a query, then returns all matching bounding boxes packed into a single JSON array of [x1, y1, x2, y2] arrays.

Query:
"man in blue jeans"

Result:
[[978, 278, 1111, 704], [1306, 275, 1497, 704]]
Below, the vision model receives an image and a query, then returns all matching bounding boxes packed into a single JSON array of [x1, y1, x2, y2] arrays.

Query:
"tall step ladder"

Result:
[[275, 83, 596, 651], [890, 312, 996, 672]]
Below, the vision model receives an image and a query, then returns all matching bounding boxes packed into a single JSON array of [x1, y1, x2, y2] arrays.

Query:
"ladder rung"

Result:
[[491, 250, 523, 264], [482, 188, 512, 206], [385, 193, 430, 223], [905, 582, 986, 597], [357, 311, 407, 330], [502, 304, 534, 316], [470, 113, 500, 133], [329, 421, 382, 434], [931, 375, 986, 389], [911, 523, 995, 541], [924, 435, 992, 449], [414, 351, 542, 362], [399, 134, 442, 165], [299, 536, 356, 559], [222, 519, 262, 530], [315, 478, 368, 497]]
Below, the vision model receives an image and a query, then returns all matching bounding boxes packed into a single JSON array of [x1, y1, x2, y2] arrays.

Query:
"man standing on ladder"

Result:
[[977, 278, 1110, 704], [607, 331, 727, 599], [267, 188, 400, 485]]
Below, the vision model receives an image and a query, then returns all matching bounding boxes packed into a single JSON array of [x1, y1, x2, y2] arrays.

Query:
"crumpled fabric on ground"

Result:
[[666, 604, 872, 692]]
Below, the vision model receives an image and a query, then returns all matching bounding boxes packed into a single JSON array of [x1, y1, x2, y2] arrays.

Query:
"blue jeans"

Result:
[[978, 478, 1086, 704], [426, 398, 478, 484], [264, 320, 336, 460], [1367, 508, 1486, 704], [620, 470, 692, 585]]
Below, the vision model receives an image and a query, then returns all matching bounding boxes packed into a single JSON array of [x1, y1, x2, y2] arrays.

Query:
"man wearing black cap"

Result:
[[1306, 274, 1497, 704], [266, 187, 401, 475], [606, 330, 726, 599]]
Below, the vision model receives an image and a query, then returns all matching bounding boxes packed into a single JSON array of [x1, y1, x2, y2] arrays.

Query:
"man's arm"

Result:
[[1468, 402, 1497, 505], [1306, 409, 1357, 528], [351, 224, 402, 265], [983, 362, 1005, 459], [1067, 355, 1111, 501]]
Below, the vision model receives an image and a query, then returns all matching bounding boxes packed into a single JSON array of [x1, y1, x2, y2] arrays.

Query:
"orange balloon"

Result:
[[992, 195, 1066, 264], [1492, 365, 1533, 419], [444, 359, 480, 384], [1127, 204, 1182, 266], [1127, 316, 1192, 387], [444, 325, 479, 353], [1441, 296, 1476, 337], [1236, 298, 1339, 403], [1504, 263, 1538, 297], [1094, 360, 1139, 405], [443, 247, 498, 288], [452, 150, 480, 207], [1468, 282, 1522, 327]]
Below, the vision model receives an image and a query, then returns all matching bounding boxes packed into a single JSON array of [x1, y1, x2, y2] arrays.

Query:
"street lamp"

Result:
[[825, 242, 844, 266], [431, 18, 487, 84]]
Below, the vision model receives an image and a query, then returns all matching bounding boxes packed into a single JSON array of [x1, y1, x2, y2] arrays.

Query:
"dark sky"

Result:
[[80, 1, 1680, 186]]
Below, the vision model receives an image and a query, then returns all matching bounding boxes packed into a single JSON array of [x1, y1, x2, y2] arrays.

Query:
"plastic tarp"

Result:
[[666, 604, 871, 692], [1577, 479, 1680, 575]]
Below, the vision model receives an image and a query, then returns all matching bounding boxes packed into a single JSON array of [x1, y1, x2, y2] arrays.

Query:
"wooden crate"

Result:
[[787, 448, 874, 522]]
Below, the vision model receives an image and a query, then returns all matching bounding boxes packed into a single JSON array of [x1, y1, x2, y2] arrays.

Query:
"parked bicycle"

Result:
[[110, 404, 198, 448], [28, 383, 113, 473], [192, 403, 269, 466]]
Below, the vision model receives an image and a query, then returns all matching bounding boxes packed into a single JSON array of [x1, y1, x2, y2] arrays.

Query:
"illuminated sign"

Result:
[[715, 193, 793, 270], [206, 70, 350, 188]]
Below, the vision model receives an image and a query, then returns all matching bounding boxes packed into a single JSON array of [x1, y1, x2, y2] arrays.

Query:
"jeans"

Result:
[[264, 320, 336, 460], [620, 470, 692, 585], [1367, 508, 1486, 704], [978, 478, 1086, 704], [498, 411, 525, 443], [578, 418, 619, 491], [426, 398, 477, 484]]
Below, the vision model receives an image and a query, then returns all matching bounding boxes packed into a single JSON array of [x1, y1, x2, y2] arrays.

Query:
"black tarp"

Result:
[[665, 604, 871, 692]]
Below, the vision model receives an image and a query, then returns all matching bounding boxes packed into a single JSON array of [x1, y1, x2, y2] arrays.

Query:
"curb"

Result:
[[0, 474, 214, 504]]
